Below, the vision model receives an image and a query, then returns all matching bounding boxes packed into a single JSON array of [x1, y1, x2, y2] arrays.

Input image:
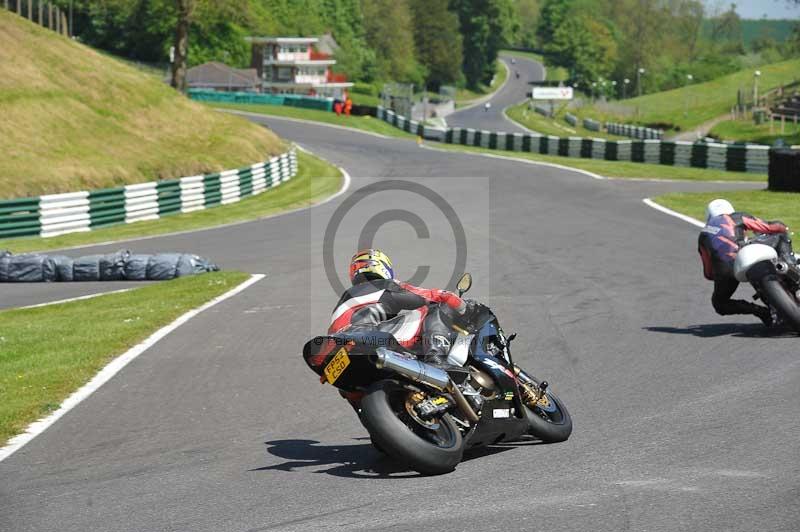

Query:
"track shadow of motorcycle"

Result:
[[252, 438, 544, 479], [644, 324, 798, 339]]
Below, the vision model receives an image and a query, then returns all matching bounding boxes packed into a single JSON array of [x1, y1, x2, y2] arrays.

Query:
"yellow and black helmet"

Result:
[[349, 249, 394, 284]]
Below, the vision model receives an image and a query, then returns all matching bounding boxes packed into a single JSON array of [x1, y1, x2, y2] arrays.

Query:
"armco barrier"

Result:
[[375, 107, 770, 175], [583, 118, 601, 132], [0, 149, 297, 240], [606, 122, 663, 140]]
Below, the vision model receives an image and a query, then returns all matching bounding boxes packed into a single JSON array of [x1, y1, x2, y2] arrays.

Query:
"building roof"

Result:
[[246, 37, 318, 45], [186, 62, 259, 88], [314, 33, 339, 55]]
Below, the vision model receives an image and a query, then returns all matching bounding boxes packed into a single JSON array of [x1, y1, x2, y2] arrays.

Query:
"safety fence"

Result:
[[189, 89, 333, 112], [375, 106, 768, 174], [606, 122, 664, 140], [2, 0, 70, 37], [0, 149, 297, 240]]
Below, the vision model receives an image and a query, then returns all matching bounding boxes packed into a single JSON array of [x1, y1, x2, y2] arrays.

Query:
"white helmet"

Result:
[[705, 199, 734, 221]]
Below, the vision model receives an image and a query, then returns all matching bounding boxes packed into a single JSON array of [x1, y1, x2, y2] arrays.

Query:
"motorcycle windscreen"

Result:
[[302, 335, 387, 391]]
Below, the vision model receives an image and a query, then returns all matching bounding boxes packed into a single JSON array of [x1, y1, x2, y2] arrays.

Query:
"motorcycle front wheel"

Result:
[[519, 376, 573, 443], [360, 380, 464, 475]]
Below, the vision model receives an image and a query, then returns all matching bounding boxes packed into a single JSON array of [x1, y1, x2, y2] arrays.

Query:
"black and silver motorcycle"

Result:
[[302, 273, 572, 475], [734, 236, 800, 331]]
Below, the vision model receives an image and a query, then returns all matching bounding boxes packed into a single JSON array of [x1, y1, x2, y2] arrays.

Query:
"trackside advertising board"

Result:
[[531, 87, 573, 100]]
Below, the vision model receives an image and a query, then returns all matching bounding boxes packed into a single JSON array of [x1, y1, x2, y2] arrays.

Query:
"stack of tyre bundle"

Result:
[[0, 250, 218, 282]]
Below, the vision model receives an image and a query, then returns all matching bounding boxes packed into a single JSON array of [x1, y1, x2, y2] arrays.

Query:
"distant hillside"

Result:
[[702, 19, 796, 47], [575, 57, 800, 133], [0, 11, 283, 199]]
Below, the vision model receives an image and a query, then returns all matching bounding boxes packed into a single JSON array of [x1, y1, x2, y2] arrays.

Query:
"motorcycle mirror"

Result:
[[457, 273, 473, 296]]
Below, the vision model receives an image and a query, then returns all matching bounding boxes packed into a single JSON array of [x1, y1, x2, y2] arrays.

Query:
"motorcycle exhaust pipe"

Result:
[[374, 347, 450, 391], [374, 348, 481, 424]]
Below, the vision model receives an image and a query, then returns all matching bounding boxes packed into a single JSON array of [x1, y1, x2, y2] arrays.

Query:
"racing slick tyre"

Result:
[[522, 380, 573, 443], [370, 436, 386, 454], [761, 277, 800, 331], [360, 380, 464, 475]]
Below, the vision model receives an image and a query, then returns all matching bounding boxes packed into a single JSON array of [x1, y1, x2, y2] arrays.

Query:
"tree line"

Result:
[[45, 0, 800, 97], [51, 0, 517, 91], [528, 0, 800, 97]]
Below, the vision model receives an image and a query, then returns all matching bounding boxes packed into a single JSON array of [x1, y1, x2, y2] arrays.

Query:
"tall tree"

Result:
[[361, 0, 421, 83], [452, 0, 513, 88], [549, 12, 617, 83], [512, 0, 541, 48], [409, 0, 462, 89], [170, 0, 194, 92], [536, 0, 572, 50], [673, 0, 705, 61], [709, 2, 744, 52]]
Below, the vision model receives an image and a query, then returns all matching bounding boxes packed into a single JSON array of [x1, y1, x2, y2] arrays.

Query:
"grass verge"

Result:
[[429, 143, 766, 182], [349, 92, 382, 107], [455, 60, 508, 106], [0, 151, 342, 253], [710, 119, 800, 147], [500, 50, 569, 82], [505, 101, 627, 140], [575, 58, 800, 133], [0, 11, 282, 198], [0, 271, 251, 446], [210, 102, 416, 139], [652, 190, 798, 230]]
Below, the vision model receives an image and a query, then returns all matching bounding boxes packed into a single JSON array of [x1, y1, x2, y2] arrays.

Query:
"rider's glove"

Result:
[[455, 299, 480, 328]]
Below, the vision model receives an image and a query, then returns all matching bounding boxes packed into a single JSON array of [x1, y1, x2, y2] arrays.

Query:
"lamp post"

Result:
[[753, 70, 761, 111], [684, 74, 693, 117], [611, 80, 617, 100], [591, 82, 597, 102], [623, 78, 630, 99], [637, 68, 645, 98]]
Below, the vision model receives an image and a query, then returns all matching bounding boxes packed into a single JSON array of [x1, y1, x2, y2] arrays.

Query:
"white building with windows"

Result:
[[246, 36, 353, 99]]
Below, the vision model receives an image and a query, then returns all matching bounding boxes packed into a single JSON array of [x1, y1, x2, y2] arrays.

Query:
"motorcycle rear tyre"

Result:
[[360, 380, 464, 475], [761, 277, 800, 330]]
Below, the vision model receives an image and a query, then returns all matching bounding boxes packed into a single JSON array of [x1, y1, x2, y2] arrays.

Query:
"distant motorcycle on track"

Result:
[[302, 273, 572, 475]]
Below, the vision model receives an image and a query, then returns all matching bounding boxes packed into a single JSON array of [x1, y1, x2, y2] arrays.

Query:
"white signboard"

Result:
[[531, 87, 573, 100]]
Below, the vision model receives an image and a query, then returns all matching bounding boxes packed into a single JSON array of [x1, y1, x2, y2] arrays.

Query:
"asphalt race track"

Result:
[[445, 54, 541, 134], [2, 78, 798, 532]]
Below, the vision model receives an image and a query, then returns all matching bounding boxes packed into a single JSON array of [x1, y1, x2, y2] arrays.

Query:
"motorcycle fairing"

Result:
[[462, 318, 531, 447]]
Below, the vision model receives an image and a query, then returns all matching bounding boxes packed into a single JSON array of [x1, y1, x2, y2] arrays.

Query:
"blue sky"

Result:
[[706, 0, 800, 19]]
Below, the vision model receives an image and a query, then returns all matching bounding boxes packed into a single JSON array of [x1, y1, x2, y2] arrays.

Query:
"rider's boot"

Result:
[[754, 306, 773, 328]]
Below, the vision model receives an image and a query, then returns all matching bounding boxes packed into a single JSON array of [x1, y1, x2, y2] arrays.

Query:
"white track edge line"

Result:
[[0, 273, 265, 463], [419, 144, 606, 180], [18, 288, 135, 309], [24, 148, 352, 253], [642, 198, 704, 227]]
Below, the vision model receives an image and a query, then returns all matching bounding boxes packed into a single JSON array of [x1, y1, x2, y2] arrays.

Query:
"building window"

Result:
[[277, 66, 292, 81]]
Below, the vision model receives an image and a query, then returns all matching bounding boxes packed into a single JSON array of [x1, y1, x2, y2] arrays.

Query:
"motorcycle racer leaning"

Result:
[[698, 199, 794, 326], [329, 249, 474, 366]]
